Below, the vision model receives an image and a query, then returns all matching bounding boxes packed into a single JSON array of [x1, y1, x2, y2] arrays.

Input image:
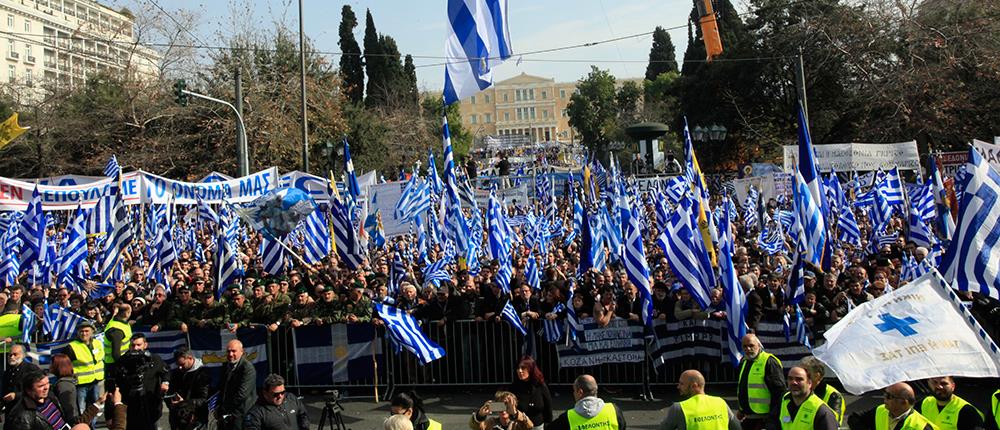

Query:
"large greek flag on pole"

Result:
[[376, 303, 445, 364], [814, 269, 999, 394], [941, 147, 1000, 301], [443, 0, 512, 105], [794, 104, 827, 268]]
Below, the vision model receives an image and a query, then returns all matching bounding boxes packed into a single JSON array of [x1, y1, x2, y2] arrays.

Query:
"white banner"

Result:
[[369, 181, 408, 238], [972, 139, 1000, 173], [142, 167, 279, 205], [814, 270, 1000, 394], [0, 172, 142, 211], [473, 183, 529, 208], [783, 141, 920, 173]]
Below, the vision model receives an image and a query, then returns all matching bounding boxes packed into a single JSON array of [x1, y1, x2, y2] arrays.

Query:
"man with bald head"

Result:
[[737, 333, 787, 429], [847, 382, 937, 430], [546, 374, 627, 430], [217, 339, 257, 430], [658, 370, 739, 429], [777, 367, 838, 429]]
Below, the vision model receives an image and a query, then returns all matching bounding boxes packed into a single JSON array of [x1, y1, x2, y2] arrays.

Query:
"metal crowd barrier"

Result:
[[267, 320, 740, 399]]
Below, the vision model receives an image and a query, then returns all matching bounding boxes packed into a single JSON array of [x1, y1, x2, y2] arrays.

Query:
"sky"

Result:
[[109, 0, 699, 91]]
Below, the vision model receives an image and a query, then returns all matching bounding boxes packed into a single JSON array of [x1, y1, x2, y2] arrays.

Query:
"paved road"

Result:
[[142, 377, 997, 429]]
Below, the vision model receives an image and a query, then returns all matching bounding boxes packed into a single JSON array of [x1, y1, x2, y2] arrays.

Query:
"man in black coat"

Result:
[[1, 344, 40, 410], [218, 339, 257, 430], [114, 333, 169, 430], [167, 346, 212, 430], [245, 374, 309, 430]]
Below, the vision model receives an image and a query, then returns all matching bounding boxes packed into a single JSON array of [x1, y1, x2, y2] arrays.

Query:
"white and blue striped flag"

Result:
[[500, 300, 527, 336], [719, 198, 747, 364], [442, 0, 512, 105], [928, 155, 956, 241], [57, 206, 88, 290], [656, 194, 714, 310], [375, 303, 445, 364], [44, 303, 89, 342], [331, 197, 364, 270], [542, 303, 565, 344], [837, 207, 862, 247], [907, 212, 936, 249], [17, 185, 45, 273], [525, 254, 540, 291], [302, 207, 330, 264], [98, 182, 132, 282], [941, 147, 1000, 301], [21, 304, 36, 343], [619, 192, 653, 326], [103, 154, 121, 178], [343, 137, 361, 203]]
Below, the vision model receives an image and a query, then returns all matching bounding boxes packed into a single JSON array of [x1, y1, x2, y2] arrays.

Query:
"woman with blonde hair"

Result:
[[384, 414, 414, 430]]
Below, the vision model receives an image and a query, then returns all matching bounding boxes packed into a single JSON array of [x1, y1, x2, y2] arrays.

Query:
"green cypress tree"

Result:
[[338, 5, 364, 104], [645, 26, 678, 80], [363, 9, 384, 108]]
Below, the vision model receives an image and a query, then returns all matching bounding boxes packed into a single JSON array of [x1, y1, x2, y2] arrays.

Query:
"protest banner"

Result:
[[814, 271, 1000, 394], [555, 318, 645, 368], [369, 181, 409, 238], [473, 183, 530, 208], [648, 319, 725, 369], [293, 324, 382, 385], [141, 167, 279, 205], [753, 321, 812, 369], [0, 171, 142, 211], [936, 151, 968, 178], [972, 139, 1000, 173], [189, 326, 269, 385], [783, 141, 920, 173]]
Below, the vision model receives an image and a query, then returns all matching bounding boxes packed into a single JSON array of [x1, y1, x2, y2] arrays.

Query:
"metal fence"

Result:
[[267, 320, 741, 400]]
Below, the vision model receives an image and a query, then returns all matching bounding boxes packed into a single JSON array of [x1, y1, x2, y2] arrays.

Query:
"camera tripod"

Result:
[[317, 390, 350, 430]]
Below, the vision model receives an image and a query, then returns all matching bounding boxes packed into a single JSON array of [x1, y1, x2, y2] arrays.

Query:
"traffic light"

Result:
[[173, 79, 188, 106]]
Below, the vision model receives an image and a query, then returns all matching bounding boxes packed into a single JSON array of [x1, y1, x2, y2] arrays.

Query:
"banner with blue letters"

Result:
[[555, 318, 645, 367], [142, 167, 278, 205]]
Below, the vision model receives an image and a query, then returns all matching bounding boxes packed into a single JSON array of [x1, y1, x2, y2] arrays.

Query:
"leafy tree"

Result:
[[616, 81, 642, 123], [421, 95, 472, 158], [402, 54, 419, 109], [338, 5, 364, 104], [567, 67, 619, 159], [645, 26, 678, 80]]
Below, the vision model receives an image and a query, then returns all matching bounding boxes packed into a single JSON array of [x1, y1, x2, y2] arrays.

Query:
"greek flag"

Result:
[[214, 220, 242, 295], [941, 147, 1000, 301], [259, 233, 286, 275], [427, 150, 444, 195], [601, 203, 623, 265], [389, 248, 407, 296], [302, 207, 330, 264], [719, 200, 747, 364], [928, 155, 955, 241], [343, 138, 361, 202], [907, 212, 936, 249], [422, 258, 450, 287], [44, 304, 89, 342], [375, 303, 445, 364], [331, 197, 364, 270], [620, 193, 653, 326], [98, 183, 132, 282], [793, 169, 826, 268], [912, 181, 936, 225], [663, 176, 687, 204], [879, 167, 906, 208], [21, 304, 36, 343], [656, 194, 714, 310], [0, 219, 21, 287], [588, 208, 607, 272], [525, 254, 540, 291], [870, 181, 894, 227], [103, 154, 121, 178], [17, 185, 45, 272], [542, 304, 565, 344], [442, 0, 512, 105], [486, 188, 509, 261], [414, 213, 428, 263], [58, 206, 88, 290], [501, 300, 527, 336], [837, 207, 862, 247], [793, 305, 811, 349], [442, 116, 470, 259]]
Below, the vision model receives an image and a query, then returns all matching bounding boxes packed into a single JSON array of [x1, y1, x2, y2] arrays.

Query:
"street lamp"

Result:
[[691, 124, 727, 142], [708, 124, 727, 141], [321, 141, 335, 174]]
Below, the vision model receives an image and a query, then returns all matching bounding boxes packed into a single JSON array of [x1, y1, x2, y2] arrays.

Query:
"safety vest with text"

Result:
[[740, 351, 782, 414], [567, 402, 619, 430], [919, 395, 983, 430], [817, 383, 845, 424], [779, 393, 825, 430], [68, 340, 105, 384], [875, 405, 939, 430], [103, 319, 132, 364], [678, 394, 729, 430]]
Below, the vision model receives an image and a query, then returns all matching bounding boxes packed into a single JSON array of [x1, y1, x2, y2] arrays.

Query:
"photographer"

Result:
[[470, 391, 534, 430], [113, 332, 168, 430], [166, 346, 211, 430], [245, 374, 309, 430]]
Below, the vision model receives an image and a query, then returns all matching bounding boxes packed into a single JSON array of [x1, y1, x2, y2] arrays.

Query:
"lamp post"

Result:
[[690, 124, 727, 143], [321, 141, 335, 175]]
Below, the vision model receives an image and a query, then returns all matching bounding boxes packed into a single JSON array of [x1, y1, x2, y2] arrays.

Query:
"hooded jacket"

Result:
[[168, 357, 212, 424], [546, 396, 627, 430]]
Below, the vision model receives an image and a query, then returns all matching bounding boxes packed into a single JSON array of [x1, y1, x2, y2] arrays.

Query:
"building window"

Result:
[[515, 89, 522, 101], [503, 92, 509, 102], [485, 113, 492, 123], [470, 95, 476, 105], [543, 109, 549, 119], [25, 45, 31, 58], [24, 20, 30, 33], [529, 89, 535, 100], [25, 69, 31, 85], [516, 108, 523, 121], [541, 91, 547, 100], [504, 112, 510, 121], [7, 39, 13, 56], [8, 65, 14, 83], [470, 114, 477, 124], [529, 107, 536, 119], [560, 89, 566, 98], [484, 94, 490, 103], [7, 15, 12, 30]]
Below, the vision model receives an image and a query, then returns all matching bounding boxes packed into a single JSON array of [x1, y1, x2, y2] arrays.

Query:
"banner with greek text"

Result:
[[972, 139, 1000, 173], [813, 271, 1000, 394], [783, 141, 920, 173], [0, 172, 142, 211], [648, 319, 725, 368], [141, 167, 279, 205], [555, 318, 645, 368]]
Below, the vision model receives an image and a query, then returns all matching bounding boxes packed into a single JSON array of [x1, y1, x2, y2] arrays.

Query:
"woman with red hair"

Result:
[[508, 356, 552, 429]]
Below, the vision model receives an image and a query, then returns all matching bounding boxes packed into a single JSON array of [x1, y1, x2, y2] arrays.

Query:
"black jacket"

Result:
[[509, 379, 553, 425], [54, 376, 78, 424], [0, 361, 40, 410], [218, 357, 258, 429], [114, 349, 169, 430], [3, 392, 68, 430], [167, 358, 212, 426], [244, 394, 309, 430]]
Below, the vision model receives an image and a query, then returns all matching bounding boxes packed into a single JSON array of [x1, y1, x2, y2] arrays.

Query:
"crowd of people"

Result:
[[0, 157, 998, 429]]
